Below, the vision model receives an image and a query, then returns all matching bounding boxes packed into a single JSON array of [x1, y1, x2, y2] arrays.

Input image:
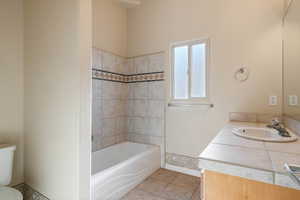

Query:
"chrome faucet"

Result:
[[267, 118, 291, 137], [267, 118, 280, 127]]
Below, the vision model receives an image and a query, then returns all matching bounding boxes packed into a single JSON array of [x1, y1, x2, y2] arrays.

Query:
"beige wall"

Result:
[[93, 0, 127, 57], [24, 0, 91, 199], [79, 0, 92, 199], [0, 0, 24, 185], [127, 0, 284, 157], [283, 0, 300, 120]]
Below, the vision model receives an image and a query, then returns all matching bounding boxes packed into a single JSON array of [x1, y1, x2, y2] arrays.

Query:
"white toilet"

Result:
[[0, 144, 23, 200]]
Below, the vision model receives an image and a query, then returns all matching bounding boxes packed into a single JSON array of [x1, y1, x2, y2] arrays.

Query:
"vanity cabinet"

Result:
[[201, 170, 300, 200]]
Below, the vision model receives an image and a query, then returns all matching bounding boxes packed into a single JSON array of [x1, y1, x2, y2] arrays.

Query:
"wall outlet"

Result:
[[269, 96, 278, 106], [288, 95, 298, 106]]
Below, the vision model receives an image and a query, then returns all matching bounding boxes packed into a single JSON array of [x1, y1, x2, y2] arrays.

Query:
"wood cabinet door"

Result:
[[203, 170, 300, 200]]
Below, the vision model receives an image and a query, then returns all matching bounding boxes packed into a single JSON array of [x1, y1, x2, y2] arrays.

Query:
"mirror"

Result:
[[283, 0, 300, 121]]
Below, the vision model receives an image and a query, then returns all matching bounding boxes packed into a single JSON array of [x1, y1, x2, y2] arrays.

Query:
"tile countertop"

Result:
[[198, 122, 300, 190]]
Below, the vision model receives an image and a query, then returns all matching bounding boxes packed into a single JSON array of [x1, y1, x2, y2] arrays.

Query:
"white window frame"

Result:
[[170, 38, 210, 103]]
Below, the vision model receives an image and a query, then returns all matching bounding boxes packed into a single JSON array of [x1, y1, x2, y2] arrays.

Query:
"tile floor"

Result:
[[122, 169, 201, 200]]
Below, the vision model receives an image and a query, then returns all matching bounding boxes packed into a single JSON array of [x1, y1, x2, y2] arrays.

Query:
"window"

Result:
[[171, 39, 209, 101]]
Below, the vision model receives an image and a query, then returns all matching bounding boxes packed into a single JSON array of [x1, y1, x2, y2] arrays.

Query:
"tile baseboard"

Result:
[[166, 152, 200, 171], [229, 112, 281, 123], [14, 183, 50, 200], [165, 164, 201, 177]]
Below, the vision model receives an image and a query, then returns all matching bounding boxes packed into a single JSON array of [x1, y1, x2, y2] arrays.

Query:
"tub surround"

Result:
[[199, 122, 300, 190], [126, 53, 166, 166], [92, 49, 128, 151], [92, 47, 166, 166]]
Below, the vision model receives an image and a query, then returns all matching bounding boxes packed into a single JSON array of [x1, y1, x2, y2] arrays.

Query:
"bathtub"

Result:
[[91, 142, 161, 200]]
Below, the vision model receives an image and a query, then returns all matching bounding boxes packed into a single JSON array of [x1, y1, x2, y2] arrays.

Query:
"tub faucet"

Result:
[[267, 119, 291, 137], [267, 118, 280, 127]]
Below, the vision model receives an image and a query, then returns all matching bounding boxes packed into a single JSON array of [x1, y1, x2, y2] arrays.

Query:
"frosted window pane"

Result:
[[191, 43, 206, 98], [174, 46, 189, 99]]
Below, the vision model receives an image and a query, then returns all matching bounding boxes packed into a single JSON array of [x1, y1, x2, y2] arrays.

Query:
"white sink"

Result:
[[232, 127, 298, 143]]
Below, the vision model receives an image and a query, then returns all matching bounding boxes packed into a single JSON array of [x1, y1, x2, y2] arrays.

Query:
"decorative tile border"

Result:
[[166, 152, 200, 171], [13, 183, 50, 200], [229, 112, 282, 123], [126, 72, 165, 83], [92, 68, 164, 83]]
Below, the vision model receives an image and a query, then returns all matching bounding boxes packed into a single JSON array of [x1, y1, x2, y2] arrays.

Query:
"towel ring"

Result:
[[234, 67, 249, 82]]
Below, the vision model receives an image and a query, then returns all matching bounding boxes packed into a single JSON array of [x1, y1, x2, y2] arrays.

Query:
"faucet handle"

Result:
[[270, 118, 280, 126]]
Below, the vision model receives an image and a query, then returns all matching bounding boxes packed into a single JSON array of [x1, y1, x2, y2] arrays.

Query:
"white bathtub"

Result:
[[91, 142, 161, 200]]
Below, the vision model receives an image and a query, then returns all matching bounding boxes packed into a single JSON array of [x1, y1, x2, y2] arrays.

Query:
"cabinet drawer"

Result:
[[203, 170, 300, 200]]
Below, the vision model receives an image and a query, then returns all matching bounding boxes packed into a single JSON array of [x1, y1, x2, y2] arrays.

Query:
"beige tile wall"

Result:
[[125, 53, 166, 167], [92, 48, 128, 151], [92, 48, 166, 160]]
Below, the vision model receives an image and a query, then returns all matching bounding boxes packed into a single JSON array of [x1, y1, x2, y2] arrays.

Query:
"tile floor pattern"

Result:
[[122, 169, 201, 200]]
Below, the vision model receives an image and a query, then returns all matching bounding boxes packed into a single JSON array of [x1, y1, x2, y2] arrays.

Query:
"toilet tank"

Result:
[[0, 144, 16, 186]]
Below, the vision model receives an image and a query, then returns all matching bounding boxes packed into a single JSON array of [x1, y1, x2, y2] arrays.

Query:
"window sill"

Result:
[[168, 102, 214, 108]]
